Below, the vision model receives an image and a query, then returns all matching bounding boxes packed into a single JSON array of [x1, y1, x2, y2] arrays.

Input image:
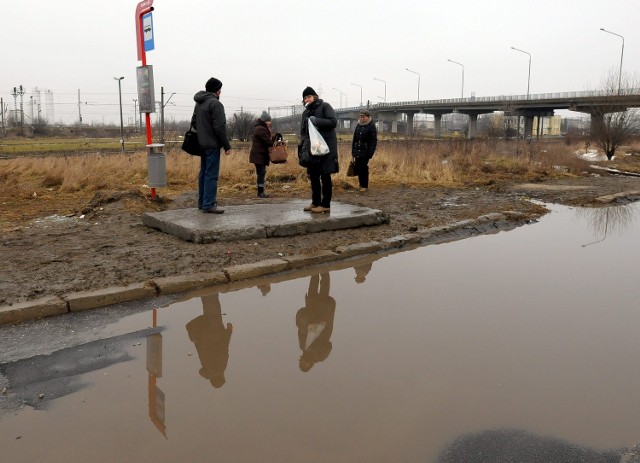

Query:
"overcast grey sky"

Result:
[[2, 0, 639, 125]]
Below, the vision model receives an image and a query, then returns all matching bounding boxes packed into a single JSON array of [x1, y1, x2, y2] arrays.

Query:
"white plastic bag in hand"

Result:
[[308, 119, 330, 156]]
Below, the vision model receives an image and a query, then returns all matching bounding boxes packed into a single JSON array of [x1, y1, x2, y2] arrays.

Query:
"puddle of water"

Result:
[[1, 203, 640, 463]]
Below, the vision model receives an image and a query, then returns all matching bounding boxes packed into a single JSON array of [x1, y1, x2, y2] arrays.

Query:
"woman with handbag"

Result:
[[351, 109, 378, 192], [249, 111, 275, 198], [299, 86, 339, 213]]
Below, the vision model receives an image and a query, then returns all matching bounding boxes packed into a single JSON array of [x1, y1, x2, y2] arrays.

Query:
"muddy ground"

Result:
[[2, 174, 640, 306]]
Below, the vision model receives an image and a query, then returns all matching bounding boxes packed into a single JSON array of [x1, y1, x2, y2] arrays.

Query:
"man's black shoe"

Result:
[[201, 206, 225, 214]]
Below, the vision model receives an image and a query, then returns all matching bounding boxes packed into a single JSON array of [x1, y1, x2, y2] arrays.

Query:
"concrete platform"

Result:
[[142, 200, 390, 243]]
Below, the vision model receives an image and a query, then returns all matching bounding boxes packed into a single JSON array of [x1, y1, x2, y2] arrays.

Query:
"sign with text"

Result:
[[136, 65, 156, 113]]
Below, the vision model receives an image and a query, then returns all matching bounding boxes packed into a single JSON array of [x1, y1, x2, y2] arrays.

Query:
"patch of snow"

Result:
[[31, 215, 78, 226], [576, 149, 608, 161]]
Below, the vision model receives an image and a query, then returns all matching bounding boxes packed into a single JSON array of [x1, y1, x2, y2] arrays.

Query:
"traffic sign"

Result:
[[143, 12, 154, 52]]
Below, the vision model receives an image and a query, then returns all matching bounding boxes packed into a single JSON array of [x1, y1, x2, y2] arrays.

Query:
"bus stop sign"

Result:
[[143, 12, 154, 52]]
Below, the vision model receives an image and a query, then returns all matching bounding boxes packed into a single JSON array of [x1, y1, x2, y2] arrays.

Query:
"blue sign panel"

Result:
[[143, 12, 154, 52]]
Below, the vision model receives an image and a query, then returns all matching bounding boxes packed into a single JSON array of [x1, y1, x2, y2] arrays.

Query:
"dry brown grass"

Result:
[[0, 139, 592, 228]]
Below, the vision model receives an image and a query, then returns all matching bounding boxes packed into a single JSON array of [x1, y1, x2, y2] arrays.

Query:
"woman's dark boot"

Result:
[[257, 186, 268, 198]]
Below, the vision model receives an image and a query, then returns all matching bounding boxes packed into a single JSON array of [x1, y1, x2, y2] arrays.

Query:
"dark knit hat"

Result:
[[302, 86, 318, 98], [260, 111, 272, 122], [359, 110, 371, 117], [205, 77, 223, 93]]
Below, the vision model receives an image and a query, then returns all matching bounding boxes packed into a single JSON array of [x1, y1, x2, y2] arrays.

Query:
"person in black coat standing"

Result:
[[249, 111, 274, 198], [191, 77, 232, 214], [299, 86, 339, 213], [351, 109, 377, 191]]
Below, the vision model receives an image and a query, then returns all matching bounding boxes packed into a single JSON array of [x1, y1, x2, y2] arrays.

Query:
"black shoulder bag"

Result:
[[182, 110, 204, 156]]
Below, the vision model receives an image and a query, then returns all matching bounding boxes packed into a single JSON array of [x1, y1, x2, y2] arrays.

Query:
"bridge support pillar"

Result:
[[468, 114, 478, 139], [524, 115, 535, 140], [404, 111, 419, 135], [406, 112, 415, 135], [434, 114, 442, 138], [391, 120, 398, 133], [590, 113, 603, 135]]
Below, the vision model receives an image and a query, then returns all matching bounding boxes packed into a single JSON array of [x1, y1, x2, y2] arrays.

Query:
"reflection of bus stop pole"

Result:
[[146, 306, 167, 437]]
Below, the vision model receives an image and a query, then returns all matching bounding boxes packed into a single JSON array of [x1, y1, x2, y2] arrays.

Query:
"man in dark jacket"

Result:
[[191, 77, 232, 214], [299, 86, 339, 213], [351, 109, 378, 191]]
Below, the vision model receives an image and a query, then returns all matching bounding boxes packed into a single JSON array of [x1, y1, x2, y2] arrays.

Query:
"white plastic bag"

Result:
[[308, 119, 330, 156]]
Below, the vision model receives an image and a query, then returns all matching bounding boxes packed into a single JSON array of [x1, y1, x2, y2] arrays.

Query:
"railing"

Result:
[[334, 88, 640, 112]]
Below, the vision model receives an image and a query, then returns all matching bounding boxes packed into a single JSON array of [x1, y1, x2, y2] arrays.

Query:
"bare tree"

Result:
[[478, 113, 509, 139], [589, 70, 640, 159], [228, 111, 256, 141]]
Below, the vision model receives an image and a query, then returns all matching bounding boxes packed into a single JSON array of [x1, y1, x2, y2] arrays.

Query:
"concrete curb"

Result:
[[65, 283, 158, 312], [151, 272, 228, 295], [595, 190, 640, 204], [0, 296, 67, 325], [0, 211, 539, 326]]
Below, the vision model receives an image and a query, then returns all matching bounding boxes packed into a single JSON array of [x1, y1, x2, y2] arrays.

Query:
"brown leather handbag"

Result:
[[269, 140, 289, 164]]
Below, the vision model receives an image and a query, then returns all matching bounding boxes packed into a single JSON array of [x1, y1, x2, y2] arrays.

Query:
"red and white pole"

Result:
[[135, 0, 156, 198]]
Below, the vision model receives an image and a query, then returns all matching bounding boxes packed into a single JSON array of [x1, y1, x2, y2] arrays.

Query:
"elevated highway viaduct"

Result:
[[273, 90, 640, 139]]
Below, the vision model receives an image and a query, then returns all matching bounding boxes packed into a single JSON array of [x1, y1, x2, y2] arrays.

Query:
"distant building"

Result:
[[532, 115, 562, 137]]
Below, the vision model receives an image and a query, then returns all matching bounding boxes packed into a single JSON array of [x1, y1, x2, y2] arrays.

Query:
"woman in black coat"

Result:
[[249, 111, 274, 198], [299, 86, 339, 213], [351, 109, 378, 191]]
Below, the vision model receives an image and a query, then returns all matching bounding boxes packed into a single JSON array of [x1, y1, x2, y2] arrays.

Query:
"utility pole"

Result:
[[160, 87, 164, 143], [159, 87, 175, 143], [11, 87, 18, 130], [114, 76, 125, 152], [1, 98, 5, 136], [133, 99, 138, 132], [17, 85, 25, 136], [77, 89, 83, 129]]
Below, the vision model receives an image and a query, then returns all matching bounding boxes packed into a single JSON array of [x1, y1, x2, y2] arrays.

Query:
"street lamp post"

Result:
[[600, 27, 625, 94], [510, 46, 531, 98], [332, 87, 345, 108], [113, 76, 125, 152], [351, 82, 363, 106], [405, 68, 420, 101], [447, 59, 465, 98], [373, 77, 387, 101]]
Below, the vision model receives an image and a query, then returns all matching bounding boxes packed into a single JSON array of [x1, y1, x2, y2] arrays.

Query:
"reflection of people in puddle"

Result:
[[353, 263, 372, 284], [257, 283, 271, 297], [186, 293, 233, 388], [296, 273, 336, 372]]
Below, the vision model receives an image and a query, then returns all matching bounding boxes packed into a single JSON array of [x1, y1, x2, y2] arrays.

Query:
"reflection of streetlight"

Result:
[[600, 27, 624, 95], [510, 47, 531, 98], [405, 68, 420, 100], [447, 59, 464, 98], [113, 76, 125, 152], [350, 82, 363, 106], [332, 87, 345, 108], [373, 77, 386, 102]]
